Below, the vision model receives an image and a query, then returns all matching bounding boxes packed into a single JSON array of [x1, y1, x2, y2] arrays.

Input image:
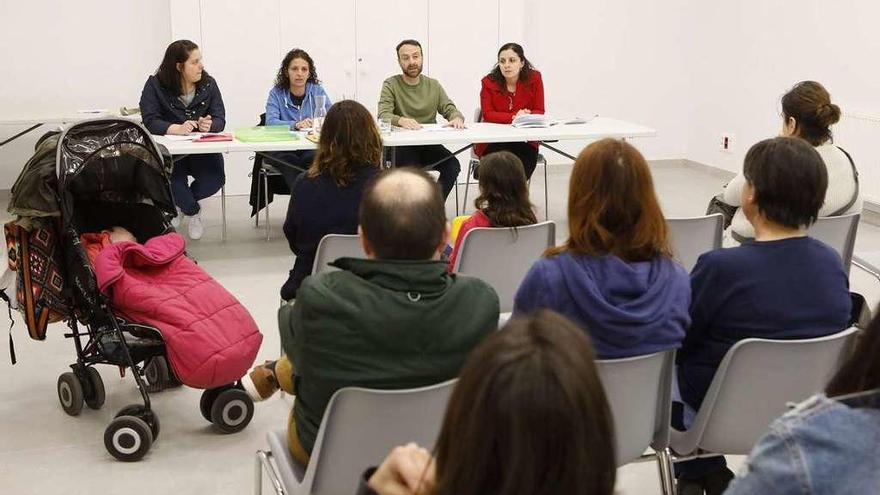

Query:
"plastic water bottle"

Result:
[[313, 95, 327, 133]]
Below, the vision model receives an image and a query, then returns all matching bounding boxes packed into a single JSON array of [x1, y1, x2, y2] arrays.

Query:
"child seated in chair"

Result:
[[447, 151, 537, 271]]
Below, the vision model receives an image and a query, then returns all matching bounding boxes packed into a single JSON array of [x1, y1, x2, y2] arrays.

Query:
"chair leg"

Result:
[[263, 173, 271, 242], [656, 448, 677, 495], [255, 171, 262, 228], [221, 185, 227, 242], [454, 178, 460, 216], [463, 162, 473, 211], [254, 451, 263, 495], [542, 157, 549, 221]]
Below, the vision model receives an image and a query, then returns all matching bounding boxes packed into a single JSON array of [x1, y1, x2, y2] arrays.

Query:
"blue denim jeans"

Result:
[[170, 153, 225, 216]]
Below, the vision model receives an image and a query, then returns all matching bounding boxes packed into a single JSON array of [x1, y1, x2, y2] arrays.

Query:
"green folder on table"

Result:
[[234, 125, 301, 142]]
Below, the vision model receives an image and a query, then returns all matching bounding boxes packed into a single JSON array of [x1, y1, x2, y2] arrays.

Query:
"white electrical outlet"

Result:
[[720, 133, 735, 153]]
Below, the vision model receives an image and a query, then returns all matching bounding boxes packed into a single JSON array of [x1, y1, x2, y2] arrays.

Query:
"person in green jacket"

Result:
[[242, 167, 500, 465], [378, 39, 466, 199]]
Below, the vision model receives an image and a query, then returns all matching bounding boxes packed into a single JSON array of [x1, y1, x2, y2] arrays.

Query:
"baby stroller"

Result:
[[51, 118, 255, 461]]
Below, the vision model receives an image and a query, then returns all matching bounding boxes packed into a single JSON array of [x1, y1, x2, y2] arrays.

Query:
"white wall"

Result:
[[521, 0, 693, 161], [685, 0, 880, 204], [5, 1, 879, 200], [0, 1, 171, 188]]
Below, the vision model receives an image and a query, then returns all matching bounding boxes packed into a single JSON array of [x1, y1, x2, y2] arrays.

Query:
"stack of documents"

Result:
[[512, 113, 554, 128]]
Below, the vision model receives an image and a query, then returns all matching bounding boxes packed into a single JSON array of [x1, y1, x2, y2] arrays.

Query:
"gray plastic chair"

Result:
[[807, 213, 860, 275], [452, 221, 556, 313], [463, 108, 549, 220], [255, 379, 456, 495], [311, 234, 366, 275], [666, 214, 723, 273], [596, 350, 676, 495], [671, 327, 858, 460]]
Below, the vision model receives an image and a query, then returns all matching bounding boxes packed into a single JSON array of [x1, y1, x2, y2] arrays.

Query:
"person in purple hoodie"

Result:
[[513, 138, 690, 359]]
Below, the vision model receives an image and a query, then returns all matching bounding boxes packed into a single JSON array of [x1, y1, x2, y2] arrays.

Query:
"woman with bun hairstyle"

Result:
[[723, 81, 860, 240]]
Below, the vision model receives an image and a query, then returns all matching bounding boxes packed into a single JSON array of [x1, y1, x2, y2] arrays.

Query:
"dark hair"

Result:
[[396, 39, 422, 57], [274, 48, 320, 89], [743, 137, 828, 229], [432, 310, 617, 495], [359, 168, 446, 260], [155, 39, 209, 96], [309, 100, 382, 186], [781, 81, 841, 146], [827, 311, 880, 397], [549, 138, 670, 261], [475, 151, 537, 227], [488, 42, 534, 87]]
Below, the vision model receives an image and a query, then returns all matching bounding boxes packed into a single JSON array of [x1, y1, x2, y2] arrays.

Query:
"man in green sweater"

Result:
[[242, 167, 499, 465], [378, 39, 465, 199]]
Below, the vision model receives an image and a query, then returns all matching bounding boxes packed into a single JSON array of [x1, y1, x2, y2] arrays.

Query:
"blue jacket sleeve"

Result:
[[266, 88, 292, 127], [139, 79, 174, 135], [513, 261, 549, 316], [207, 80, 226, 132]]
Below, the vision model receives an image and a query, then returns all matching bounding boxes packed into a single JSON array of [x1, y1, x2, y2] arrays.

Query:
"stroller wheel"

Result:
[[199, 386, 231, 422], [210, 388, 254, 434], [85, 367, 106, 410], [104, 416, 153, 462], [116, 405, 161, 441], [145, 357, 170, 391], [57, 372, 85, 416]]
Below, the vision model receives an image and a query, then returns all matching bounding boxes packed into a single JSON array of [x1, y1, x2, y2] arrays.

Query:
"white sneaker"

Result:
[[171, 208, 182, 229], [187, 213, 204, 240]]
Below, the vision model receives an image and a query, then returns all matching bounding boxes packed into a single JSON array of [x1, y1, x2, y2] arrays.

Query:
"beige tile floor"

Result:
[[1, 160, 878, 494]]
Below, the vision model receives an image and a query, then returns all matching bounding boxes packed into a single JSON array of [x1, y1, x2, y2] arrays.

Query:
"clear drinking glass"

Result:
[[313, 95, 327, 133], [379, 117, 392, 135]]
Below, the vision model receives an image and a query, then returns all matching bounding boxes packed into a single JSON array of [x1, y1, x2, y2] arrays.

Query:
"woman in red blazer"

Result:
[[476, 43, 545, 179]]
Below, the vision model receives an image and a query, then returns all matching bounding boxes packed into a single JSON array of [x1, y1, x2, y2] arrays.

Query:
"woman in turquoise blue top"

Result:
[[264, 48, 332, 189]]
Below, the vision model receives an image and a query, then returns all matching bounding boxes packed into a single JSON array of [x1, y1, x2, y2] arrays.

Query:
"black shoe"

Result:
[[704, 467, 734, 495], [677, 478, 704, 495]]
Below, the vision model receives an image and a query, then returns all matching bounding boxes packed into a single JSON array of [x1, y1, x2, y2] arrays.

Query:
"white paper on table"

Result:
[[162, 134, 202, 141], [419, 123, 462, 132]]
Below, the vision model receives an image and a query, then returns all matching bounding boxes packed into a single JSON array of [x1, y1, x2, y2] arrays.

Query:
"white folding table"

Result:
[[152, 117, 657, 240]]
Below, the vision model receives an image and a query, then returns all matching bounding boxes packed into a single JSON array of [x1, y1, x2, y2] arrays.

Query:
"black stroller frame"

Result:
[[51, 118, 254, 462]]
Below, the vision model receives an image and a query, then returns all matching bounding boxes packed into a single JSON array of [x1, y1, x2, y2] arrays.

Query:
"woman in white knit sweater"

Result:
[[724, 81, 860, 240]]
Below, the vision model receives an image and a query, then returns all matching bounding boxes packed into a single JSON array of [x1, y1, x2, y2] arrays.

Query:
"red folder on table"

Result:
[[193, 133, 233, 142]]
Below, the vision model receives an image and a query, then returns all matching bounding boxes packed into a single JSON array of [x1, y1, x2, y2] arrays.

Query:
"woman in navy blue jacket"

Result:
[[140, 39, 226, 240], [280, 100, 381, 300]]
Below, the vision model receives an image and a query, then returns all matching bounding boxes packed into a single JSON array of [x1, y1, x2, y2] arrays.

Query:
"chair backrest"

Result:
[[311, 234, 366, 275], [453, 221, 556, 312], [807, 213, 860, 275], [666, 214, 723, 273], [688, 327, 858, 455], [596, 350, 675, 466], [306, 380, 457, 495]]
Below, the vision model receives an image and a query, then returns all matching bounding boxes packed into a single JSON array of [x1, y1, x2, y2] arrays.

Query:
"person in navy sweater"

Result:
[[513, 138, 689, 359], [674, 137, 852, 495], [140, 39, 226, 240], [280, 100, 382, 300]]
